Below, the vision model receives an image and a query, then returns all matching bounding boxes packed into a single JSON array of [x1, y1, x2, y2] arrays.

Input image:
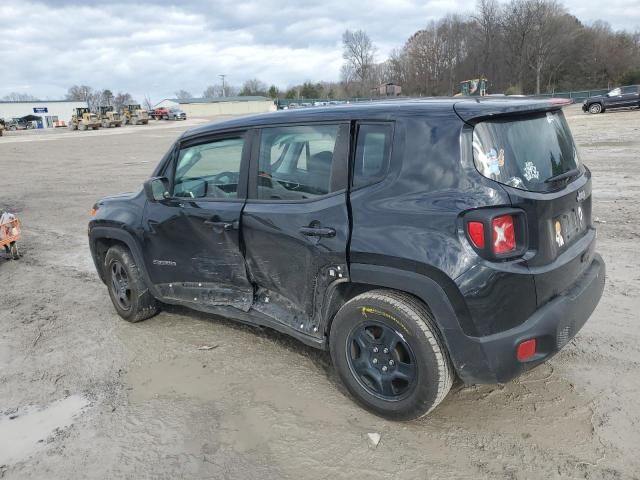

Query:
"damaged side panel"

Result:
[[240, 193, 351, 340]]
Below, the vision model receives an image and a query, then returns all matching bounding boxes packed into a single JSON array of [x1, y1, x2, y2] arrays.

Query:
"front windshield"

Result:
[[472, 110, 582, 192]]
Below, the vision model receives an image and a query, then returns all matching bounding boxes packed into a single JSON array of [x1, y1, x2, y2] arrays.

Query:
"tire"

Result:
[[10, 243, 19, 260], [330, 289, 453, 420], [589, 103, 602, 114], [104, 245, 158, 322]]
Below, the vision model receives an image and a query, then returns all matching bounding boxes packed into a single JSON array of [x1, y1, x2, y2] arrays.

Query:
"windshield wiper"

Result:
[[544, 168, 580, 184]]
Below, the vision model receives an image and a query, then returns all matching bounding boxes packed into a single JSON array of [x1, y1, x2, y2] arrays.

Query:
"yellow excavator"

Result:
[[68, 108, 100, 131], [98, 106, 123, 128], [121, 104, 149, 125]]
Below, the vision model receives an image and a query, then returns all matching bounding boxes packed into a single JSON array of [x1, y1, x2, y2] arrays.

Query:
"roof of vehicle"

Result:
[[182, 97, 569, 139]]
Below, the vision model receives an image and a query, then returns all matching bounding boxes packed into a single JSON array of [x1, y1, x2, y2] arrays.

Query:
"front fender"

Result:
[[88, 226, 154, 293]]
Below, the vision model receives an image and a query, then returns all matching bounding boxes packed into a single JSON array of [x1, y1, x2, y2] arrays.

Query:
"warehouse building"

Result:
[[154, 96, 275, 117], [0, 100, 88, 128]]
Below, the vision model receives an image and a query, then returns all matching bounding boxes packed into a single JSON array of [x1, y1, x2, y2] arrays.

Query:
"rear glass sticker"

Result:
[[555, 221, 565, 247], [487, 149, 501, 175], [523, 161, 540, 181], [474, 144, 506, 178], [506, 177, 525, 188]]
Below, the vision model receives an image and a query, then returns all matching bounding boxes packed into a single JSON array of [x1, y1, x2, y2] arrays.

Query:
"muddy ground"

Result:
[[0, 105, 638, 479]]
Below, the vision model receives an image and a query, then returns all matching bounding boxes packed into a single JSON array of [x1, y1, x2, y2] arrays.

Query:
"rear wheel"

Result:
[[589, 103, 603, 114], [104, 245, 158, 322], [330, 290, 453, 420]]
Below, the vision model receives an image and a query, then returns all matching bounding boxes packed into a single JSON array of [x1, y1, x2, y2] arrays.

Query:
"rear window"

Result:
[[472, 110, 581, 192]]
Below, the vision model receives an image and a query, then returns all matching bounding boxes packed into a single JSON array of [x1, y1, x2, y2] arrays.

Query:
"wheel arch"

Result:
[[89, 226, 152, 289], [323, 262, 475, 344]]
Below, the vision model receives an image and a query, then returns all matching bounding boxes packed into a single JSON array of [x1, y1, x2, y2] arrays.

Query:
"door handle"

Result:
[[299, 226, 336, 238]]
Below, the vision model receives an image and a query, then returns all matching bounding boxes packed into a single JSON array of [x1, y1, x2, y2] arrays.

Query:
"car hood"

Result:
[[97, 191, 138, 205], [586, 95, 605, 102]]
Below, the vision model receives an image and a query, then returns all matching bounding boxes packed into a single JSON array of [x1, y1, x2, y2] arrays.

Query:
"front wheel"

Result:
[[330, 290, 453, 420], [104, 245, 158, 322], [589, 103, 603, 114]]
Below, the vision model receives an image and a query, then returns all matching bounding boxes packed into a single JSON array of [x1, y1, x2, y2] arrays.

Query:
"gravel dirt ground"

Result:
[[0, 105, 638, 479]]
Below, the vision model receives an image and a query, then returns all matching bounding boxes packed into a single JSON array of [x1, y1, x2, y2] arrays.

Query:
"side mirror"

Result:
[[143, 177, 170, 202]]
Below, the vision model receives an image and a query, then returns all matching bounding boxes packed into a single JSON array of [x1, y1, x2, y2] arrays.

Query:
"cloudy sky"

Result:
[[1, 0, 638, 103]]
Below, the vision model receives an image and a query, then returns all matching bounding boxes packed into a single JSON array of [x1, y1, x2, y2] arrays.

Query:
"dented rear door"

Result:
[[241, 123, 351, 335]]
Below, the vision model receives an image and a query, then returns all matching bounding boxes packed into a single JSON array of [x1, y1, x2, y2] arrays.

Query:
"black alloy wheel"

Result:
[[346, 320, 417, 400], [110, 259, 132, 311]]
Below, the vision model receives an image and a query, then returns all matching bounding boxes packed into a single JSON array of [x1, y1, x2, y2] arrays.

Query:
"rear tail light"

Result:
[[492, 215, 516, 254], [516, 338, 537, 361], [463, 208, 527, 260], [467, 222, 485, 249]]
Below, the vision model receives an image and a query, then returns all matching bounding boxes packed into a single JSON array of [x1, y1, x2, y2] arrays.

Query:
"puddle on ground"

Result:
[[0, 395, 89, 465]]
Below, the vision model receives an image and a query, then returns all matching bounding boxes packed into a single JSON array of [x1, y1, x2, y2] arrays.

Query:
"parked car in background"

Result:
[[583, 85, 640, 114], [89, 98, 605, 420], [151, 107, 170, 120], [167, 107, 186, 120], [151, 106, 187, 120], [5, 118, 33, 131]]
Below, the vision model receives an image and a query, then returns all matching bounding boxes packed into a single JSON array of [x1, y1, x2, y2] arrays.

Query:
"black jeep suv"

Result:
[[89, 99, 605, 419], [582, 85, 640, 114]]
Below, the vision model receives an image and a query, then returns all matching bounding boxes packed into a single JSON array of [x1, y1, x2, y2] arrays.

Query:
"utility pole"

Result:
[[219, 74, 227, 97]]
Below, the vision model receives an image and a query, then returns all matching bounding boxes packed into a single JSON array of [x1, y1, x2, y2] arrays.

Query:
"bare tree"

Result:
[[113, 92, 135, 111], [65, 85, 94, 102], [203, 84, 237, 97], [203, 85, 218, 98], [143, 95, 154, 111], [102, 89, 114, 106], [473, 0, 502, 83], [174, 89, 192, 100], [240, 79, 268, 96], [342, 29, 377, 93], [2, 92, 39, 101]]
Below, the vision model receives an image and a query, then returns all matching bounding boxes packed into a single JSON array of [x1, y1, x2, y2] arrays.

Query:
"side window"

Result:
[[173, 136, 244, 199], [352, 123, 392, 188], [622, 86, 638, 94], [256, 124, 348, 201]]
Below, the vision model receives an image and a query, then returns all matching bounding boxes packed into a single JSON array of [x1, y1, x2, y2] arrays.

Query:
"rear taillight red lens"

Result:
[[467, 221, 485, 249], [492, 215, 516, 254]]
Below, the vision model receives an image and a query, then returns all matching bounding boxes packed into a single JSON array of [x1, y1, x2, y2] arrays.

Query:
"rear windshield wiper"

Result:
[[544, 168, 581, 184]]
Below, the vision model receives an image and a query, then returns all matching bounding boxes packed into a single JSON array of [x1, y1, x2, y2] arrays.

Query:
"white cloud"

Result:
[[0, 0, 637, 102]]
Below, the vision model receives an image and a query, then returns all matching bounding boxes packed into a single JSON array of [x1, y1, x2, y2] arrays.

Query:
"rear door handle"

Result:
[[299, 226, 336, 238]]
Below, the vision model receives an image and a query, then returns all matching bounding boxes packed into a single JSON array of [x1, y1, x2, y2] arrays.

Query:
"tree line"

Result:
[[341, 0, 640, 96]]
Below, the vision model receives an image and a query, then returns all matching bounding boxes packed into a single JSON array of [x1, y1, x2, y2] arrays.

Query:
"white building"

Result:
[[0, 100, 88, 128], [154, 96, 275, 117]]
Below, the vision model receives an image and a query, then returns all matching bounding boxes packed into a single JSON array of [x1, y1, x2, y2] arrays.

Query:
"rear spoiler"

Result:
[[453, 97, 572, 124]]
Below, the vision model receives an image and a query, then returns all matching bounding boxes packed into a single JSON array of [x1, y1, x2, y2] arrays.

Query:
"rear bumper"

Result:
[[451, 253, 605, 384]]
